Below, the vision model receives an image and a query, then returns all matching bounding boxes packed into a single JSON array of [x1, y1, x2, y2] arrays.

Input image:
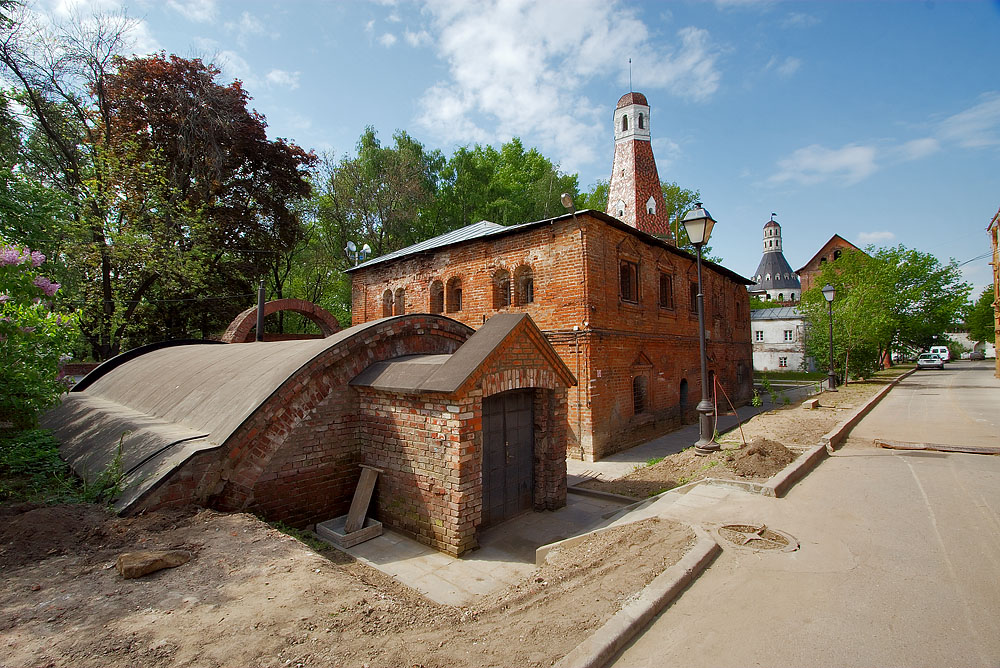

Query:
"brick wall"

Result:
[[350, 212, 752, 461]]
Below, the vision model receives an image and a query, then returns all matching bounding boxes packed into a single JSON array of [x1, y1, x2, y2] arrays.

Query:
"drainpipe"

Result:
[[256, 280, 265, 342]]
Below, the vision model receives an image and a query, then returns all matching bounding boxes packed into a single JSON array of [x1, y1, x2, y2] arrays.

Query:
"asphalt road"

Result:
[[610, 361, 1000, 668]]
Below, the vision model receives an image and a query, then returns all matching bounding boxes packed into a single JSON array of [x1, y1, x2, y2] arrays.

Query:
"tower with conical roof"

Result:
[[606, 92, 674, 241], [750, 215, 801, 303]]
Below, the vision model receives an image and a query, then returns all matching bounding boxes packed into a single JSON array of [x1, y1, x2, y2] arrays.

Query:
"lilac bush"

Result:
[[0, 243, 78, 429]]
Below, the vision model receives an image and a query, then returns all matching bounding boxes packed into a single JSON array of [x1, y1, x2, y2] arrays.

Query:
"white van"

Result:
[[930, 345, 950, 362]]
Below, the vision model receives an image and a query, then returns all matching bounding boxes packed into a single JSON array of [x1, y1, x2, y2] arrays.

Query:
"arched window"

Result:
[[638, 112, 644, 129], [446, 277, 462, 313], [616, 200, 626, 218], [777, 293, 783, 302], [381, 290, 392, 317], [833, 249, 842, 260], [632, 376, 648, 415], [513, 265, 534, 305], [646, 196, 656, 215], [765, 273, 771, 281], [622, 114, 628, 131], [394, 287, 405, 315], [429, 280, 444, 314], [493, 268, 511, 309], [790, 293, 796, 301]]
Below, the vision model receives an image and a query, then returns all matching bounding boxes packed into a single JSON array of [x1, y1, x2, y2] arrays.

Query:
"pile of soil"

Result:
[[728, 437, 797, 478], [0, 504, 694, 668]]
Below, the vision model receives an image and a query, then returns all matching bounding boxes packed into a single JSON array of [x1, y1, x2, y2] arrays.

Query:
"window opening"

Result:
[[784, 329, 793, 342], [446, 277, 462, 312], [632, 376, 648, 415], [779, 356, 788, 368], [429, 280, 444, 314], [658, 272, 674, 309], [638, 112, 644, 129], [493, 268, 511, 309], [755, 330, 764, 342], [514, 265, 534, 305], [622, 114, 628, 131], [393, 288, 405, 315], [620, 261, 639, 303], [689, 281, 699, 313], [381, 290, 392, 317]]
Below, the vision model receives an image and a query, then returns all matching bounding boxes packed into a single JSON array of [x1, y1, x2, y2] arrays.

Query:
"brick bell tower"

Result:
[[606, 92, 674, 242]]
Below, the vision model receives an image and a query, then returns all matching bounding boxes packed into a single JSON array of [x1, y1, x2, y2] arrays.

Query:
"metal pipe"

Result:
[[827, 299, 838, 391]]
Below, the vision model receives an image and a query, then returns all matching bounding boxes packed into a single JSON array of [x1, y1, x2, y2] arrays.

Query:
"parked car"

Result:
[[917, 353, 945, 370], [970, 350, 986, 361], [930, 345, 950, 362]]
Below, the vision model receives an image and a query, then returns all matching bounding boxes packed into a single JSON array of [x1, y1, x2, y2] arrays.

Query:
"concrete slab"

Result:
[[332, 493, 630, 606]]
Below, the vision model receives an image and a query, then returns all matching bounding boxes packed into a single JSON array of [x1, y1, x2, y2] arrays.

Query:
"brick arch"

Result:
[[221, 298, 342, 343], [211, 315, 474, 518]]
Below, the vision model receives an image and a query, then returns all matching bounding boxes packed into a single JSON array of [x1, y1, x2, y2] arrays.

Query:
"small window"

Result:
[[833, 249, 842, 260], [429, 280, 444, 314], [658, 272, 674, 309], [446, 277, 462, 313], [646, 196, 656, 215], [622, 114, 628, 131], [784, 329, 793, 342], [755, 330, 764, 342], [820, 257, 828, 265], [638, 112, 644, 129], [689, 281, 699, 313], [777, 293, 783, 302], [790, 293, 795, 301], [393, 287, 405, 315], [493, 268, 511, 309], [514, 265, 534, 305], [632, 375, 648, 415], [620, 261, 639, 303], [382, 290, 392, 317], [779, 356, 788, 368], [616, 199, 626, 218]]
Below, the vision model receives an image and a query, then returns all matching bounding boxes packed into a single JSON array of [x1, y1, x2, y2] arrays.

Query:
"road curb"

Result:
[[553, 532, 721, 668], [821, 368, 915, 453]]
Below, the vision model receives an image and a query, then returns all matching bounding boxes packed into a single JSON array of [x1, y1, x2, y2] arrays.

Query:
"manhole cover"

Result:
[[718, 524, 798, 552]]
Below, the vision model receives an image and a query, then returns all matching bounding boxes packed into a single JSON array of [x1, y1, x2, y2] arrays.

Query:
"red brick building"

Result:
[[348, 209, 753, 461], [44, 313, 575, 556], [796, 234, 862, 293]]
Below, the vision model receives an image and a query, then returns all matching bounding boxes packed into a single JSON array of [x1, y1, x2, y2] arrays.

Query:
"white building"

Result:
[[751, 306, 813, 371]]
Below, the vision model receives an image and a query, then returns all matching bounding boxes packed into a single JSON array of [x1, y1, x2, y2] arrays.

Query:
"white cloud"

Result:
[[44, 0, 122, 20], [365, 20, 375, 34], [857, 231, 896, 243], [404, 29, 432, 47], [387, 12, 402, 23], [265, 69, 300, 90], [415, 0, 723, 174], [378, 32, 398, 47], [225, 11, 266, 43], [939, 92, 1000, 148], [167, 0, 217, 23], [765, 55, 801, 78], [770, 143, 877, 186], [781, 12, 820, 28], [897, 137, 940, 161], [213, 50, 258, 87]]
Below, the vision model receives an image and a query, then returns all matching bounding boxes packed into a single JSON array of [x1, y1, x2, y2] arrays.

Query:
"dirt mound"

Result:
[[729, 437, 797, 478], [0, 504, 198, 571]]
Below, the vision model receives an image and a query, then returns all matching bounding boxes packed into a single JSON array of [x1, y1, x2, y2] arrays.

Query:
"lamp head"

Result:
[[681, 202, 716, 246], [822, 283, 836, 303], [560, 193, 575, 211]]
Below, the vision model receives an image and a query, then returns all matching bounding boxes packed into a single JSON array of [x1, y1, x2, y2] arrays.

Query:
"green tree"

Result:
[[1, 8, 314, 358], [966, 286, 996, 344], [800, 246, 970, 380], [0, 242, 78, 428]]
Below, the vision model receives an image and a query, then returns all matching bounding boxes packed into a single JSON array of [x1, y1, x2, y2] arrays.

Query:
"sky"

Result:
[[33, 0, 1000, 295]]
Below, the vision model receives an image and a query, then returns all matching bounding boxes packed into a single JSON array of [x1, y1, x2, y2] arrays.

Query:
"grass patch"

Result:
[[645, 456, 664, 467], [267, 520, 331, 552], [0, 428, 125, 506]]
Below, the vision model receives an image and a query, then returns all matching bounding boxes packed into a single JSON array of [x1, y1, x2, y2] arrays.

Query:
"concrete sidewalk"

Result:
[[568, 382, 818, 484]]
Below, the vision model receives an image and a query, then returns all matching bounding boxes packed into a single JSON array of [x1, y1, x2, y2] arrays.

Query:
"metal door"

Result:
[[481, 390, 534, 529]]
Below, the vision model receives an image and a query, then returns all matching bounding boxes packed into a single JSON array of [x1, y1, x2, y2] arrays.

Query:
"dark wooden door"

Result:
[[481, 390, 534, 529]]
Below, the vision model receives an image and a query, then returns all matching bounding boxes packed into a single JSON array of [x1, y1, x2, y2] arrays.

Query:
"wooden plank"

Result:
[[875, 439, 1000, 455], [344, 465, 383, 533]]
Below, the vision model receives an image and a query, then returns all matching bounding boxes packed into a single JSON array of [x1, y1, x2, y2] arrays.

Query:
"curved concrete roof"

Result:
[[43, 315, 475, 511]]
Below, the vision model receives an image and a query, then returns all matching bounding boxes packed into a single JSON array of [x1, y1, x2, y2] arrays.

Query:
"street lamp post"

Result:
[[822, 283, 837, 391], [681, 203, 719, 456]]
